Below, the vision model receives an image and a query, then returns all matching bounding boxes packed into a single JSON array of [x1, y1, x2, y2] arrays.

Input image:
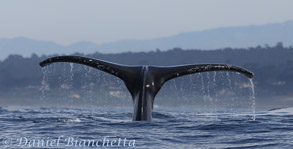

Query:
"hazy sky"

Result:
[[1, 0, 293, 45]]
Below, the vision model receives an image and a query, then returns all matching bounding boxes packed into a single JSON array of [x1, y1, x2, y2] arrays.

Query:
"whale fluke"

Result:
[[40, 56, 254, 121]]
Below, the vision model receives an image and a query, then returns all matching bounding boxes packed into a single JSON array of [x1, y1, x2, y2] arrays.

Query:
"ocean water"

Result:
[[1, 106, 293, 148]]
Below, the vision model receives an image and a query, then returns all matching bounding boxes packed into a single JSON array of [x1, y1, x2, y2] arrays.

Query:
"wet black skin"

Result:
[[40, 56, 254, 121]]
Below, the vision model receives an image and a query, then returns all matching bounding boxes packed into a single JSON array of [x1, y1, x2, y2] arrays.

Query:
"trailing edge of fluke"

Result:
[[40, 56, 254, 121]]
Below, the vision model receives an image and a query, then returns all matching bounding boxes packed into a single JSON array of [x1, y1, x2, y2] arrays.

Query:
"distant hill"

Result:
[[0, 37, 100, 60], [1, 20, 293, 60]]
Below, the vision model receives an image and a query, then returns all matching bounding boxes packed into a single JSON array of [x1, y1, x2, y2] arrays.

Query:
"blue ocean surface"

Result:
[[0, 106, 292, 148]]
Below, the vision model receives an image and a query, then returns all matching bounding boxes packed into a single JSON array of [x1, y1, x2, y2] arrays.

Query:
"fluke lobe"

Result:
[[40, 56, 254, 121]]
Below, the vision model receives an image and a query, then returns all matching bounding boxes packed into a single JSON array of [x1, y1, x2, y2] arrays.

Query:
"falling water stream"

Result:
[[40, 67, 49, 102], [249, 78, 256, 120]]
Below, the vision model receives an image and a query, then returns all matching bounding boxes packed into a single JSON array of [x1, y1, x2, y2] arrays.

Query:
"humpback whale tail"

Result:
[[40, 56, 254, 121]]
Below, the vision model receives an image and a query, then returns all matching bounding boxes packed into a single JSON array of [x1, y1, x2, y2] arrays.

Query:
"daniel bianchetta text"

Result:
[[1, 136, 136, 148]]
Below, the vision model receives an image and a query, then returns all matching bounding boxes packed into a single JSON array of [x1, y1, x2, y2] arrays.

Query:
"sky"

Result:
[[0, 0, 293, 45]]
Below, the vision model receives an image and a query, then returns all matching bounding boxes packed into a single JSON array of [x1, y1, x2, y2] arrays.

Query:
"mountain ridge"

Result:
[[1, 20, 293, 60]]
